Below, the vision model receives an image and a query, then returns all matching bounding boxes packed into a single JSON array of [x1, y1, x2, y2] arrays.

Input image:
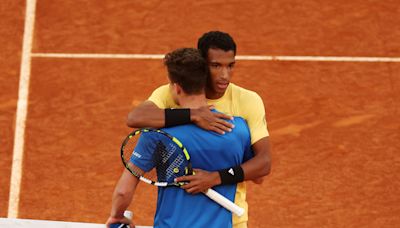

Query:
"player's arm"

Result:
[[219, 92, 271, 184], [179, 138, 271, 194], [126, 85, 234, 133], [106, 168, 139, 228], [240, 136, 271, 183], [239, 93, 271, 183], [127, 101, 165, 128], [178, 93, 271, 193]]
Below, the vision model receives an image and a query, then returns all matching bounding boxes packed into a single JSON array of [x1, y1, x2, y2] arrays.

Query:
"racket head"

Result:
[[121, 128, 192, 187]]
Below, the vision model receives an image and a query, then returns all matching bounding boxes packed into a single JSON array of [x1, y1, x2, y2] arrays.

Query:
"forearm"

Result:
[[127, 102, 234, 136], [241, 152, 271, 181], [110, 189, 133, 218], [126, 101, 193, 129], [218, 137, 271, 185], [110, 170, 138, 218], [126, 101, 165, 128]]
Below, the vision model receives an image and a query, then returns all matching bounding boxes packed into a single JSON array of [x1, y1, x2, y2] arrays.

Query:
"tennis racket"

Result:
[[120, 128, 244, 217]]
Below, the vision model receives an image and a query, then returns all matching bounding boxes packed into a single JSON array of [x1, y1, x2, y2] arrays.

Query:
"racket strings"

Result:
[[153, 140, 187, 183], [123, 130, 191, 185]]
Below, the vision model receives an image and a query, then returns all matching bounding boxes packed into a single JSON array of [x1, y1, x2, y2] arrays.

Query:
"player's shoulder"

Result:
[[161, 123, 199, 138], [230, 83, 261, 99], [154, 84, 170, 92], [230, 83, 263, 108], [149, 84, 170, 98], [148, 84, 173, 108]]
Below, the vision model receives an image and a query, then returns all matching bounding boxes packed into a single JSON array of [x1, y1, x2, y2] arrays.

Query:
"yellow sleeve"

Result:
[[240, 91, 269, 145], [147, 84, 171, 109], [147, 84, 180, 109]]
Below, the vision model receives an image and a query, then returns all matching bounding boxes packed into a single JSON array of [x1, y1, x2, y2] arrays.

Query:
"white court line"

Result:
[[31, 52, 400, 62], [31, 53, 165, 59], [0, 218, 152, 228], [8, 0, 37, 218]]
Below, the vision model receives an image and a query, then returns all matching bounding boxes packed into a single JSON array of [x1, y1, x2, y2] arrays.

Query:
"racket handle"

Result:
[[109, 224, 130, 228], [204, 188, 245, 217], [124, 210, 133, 219]]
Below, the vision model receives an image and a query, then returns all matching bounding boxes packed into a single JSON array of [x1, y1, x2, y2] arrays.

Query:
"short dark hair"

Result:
[[164, 48, 208, 94], [197, 31, 237, 59]]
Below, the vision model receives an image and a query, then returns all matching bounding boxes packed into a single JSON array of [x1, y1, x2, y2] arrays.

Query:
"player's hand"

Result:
[[106, 216, 135, 228], [176, 169, 221, 194], [191, 106, 234, 134]]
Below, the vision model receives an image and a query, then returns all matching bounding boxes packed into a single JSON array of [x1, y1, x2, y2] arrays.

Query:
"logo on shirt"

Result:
[[132, 151, 142, 158]]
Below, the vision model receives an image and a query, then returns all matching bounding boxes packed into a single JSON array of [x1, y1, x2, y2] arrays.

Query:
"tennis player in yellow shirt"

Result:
[[127, 31, 271, 228]]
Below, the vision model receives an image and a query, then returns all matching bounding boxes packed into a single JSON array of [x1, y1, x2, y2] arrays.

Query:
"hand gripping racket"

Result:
[[120, 128, 244, 217]]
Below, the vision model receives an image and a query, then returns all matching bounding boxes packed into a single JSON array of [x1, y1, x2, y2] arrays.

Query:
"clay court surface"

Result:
[[1, 0, 399, 227]]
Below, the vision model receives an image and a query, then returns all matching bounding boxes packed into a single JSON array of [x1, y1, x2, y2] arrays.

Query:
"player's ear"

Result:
[[170, 83, 177, 94], [174, 83, 183, 95]]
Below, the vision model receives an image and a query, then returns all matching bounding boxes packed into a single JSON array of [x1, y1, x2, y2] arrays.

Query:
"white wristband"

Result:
[[124, 210, 133, 219]]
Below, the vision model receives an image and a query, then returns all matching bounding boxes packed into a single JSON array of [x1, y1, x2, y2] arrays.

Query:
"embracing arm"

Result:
[[178, 92, 271, 193], [127, 84, 233, 131], [241, 137, 271, 183], [177, 137, 271, 193], [126, 101, 234, 134]]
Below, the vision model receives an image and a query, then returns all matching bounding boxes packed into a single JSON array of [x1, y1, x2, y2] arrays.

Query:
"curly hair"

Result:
[[197, 31, 237, 59], [164, 48, 208, 94]]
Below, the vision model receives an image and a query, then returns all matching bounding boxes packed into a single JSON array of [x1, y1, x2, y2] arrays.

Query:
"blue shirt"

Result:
[[131, 116, 252, 228]]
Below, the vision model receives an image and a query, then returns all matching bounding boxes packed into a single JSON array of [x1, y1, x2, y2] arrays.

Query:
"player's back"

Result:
[[153, 116, 251, 228]]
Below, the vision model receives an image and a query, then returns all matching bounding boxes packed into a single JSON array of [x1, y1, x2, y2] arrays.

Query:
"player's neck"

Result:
[[205, 87, 225, 100], [178, 94, 208, 109]]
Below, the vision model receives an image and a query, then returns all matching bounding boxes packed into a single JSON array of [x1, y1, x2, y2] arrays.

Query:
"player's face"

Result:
[[206, 48, 236, 99]]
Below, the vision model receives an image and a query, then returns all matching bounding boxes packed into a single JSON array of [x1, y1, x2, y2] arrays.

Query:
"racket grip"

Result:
[[109, 224, 129, 228], [204, 188, 245, 217]]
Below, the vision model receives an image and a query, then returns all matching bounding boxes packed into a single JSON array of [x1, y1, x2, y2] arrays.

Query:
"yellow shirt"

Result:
[[148, 83, 269, 226]]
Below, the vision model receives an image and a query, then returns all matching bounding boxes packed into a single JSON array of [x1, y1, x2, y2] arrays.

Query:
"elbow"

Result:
[[115, 189, 128, 198], [261, 156, 271, 177], [253, 159, 270, 185], [126, 111, 141, 128], [114, 186, 133, 200], [249, 155, 271, 185], [126, 117, 136, 128], [252, 177, 264, 184]]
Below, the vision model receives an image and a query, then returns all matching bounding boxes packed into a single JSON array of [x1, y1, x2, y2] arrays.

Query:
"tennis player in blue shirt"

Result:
[[107, 48, 253, 228]]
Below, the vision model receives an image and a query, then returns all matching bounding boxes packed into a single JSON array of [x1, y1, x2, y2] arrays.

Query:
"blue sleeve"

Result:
[[130, 132, 157, 172]]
